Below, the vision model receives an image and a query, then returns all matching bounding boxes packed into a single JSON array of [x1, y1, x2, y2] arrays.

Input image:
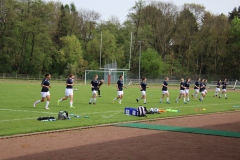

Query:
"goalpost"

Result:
[[233, 80, 240, 90], [85, 70, 127, 86]]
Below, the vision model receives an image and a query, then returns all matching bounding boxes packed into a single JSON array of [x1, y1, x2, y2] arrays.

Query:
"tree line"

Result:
[[0, 0, 240, 79]]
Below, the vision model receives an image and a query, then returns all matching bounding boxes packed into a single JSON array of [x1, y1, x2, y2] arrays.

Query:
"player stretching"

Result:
[[113, 75, 127, 104], [213, 79, 221, 97], [175, 78, 187, 104], [136, 77, 148, 104], [89, 75, 99, 105], [33, 74, 51, 109], [192, 78, 200, 100], [185, 78, 191, 102], [97, 79, 104, 97], [58, 74, 75, 108], [219, 78, 228, 99], [199, 79, 206, 102], [160, 77, 170, 104]]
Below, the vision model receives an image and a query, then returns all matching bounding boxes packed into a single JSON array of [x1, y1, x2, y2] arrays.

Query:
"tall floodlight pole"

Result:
[[138, 41, 144, 82]]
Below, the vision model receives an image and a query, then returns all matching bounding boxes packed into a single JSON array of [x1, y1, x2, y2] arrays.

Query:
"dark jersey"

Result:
[[162, 81, 168, 91], [194, 81, 200, 89], [216, 82, 221, 88], [140, 81, 147, 91], [41, 78, 50, 92], [91, 80, 99, 91], [222, 82, 227, 89], [180, 82, 185, 90], [200, 83, 205, 92], [117, 80, 124, 91], [185, 82, 190, 89], [97, 82, 103, 89], [66, 78, 74, 89]]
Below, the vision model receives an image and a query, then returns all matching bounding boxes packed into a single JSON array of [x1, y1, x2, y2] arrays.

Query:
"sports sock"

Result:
[[93, 98, 96, 103], [98, 90, 100, 96], [89, 98, 93, 102], [166, 98, 169, 102], [70, 102, 73, 107], [45, 101, 50, 108], [119, 99, 122, 103], [144, 99, 146, 103], [35, 100, 41, 104], [59, 98, 63, 102]]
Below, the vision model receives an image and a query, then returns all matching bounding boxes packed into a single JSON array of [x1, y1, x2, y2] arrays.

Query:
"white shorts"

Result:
[[117, 91, 124, 95], [222, 89, 226, 93], [205, 89, 208, 93], [92, 90, 97, 95], [141, 91, 146, 96], [65, 89, 73, 96], [185, 89, 189, 94], [215, 88, 220, 92], [201, 91, 205, 95], [41, 91, 50, 98], [162, 90, 169, 95], [194, 89, 199, 93], [180, 90, 185, 94]]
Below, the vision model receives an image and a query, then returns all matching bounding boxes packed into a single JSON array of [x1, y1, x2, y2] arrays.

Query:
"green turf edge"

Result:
[[116, 123, 240, 138]]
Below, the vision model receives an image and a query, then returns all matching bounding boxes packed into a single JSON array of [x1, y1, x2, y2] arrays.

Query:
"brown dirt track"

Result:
[[1, 111, 240, 160]]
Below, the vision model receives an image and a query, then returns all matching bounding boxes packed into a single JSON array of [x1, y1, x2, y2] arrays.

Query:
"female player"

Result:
[[159, 77, 170, 104], [219, 78, 228, 99], [89, 75, 99, 105], [33, 74, 51, 109], [175, 78, 187, 104], [113, 75, 127, 104], [185, 78, 191, 102], [199, 79, 206, 102], [57, 74, 75, 108], [97, 79, 104, 97], [191, 78, 200, 100], [213, 79, 221, 97], [136, 77, 148, 104]]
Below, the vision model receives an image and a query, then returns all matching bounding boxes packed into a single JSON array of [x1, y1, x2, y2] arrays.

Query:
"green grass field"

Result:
[[0, 79, 239, 137]]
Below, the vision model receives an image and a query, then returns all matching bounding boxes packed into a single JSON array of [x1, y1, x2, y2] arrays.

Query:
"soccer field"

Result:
[[0, 79, 239, 136]]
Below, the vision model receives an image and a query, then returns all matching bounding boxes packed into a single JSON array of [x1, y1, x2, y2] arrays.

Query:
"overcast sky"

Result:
[[48, 0, 239, 23]]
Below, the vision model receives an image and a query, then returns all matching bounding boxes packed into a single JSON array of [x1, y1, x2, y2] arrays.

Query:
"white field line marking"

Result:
[[0, 117, 37, 122], [0, 109, 123, 122], [161, 102, 240, 109], [0, 109, 56, 114]]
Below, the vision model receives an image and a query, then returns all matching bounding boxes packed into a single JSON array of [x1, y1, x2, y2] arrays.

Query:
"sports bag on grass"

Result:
[[58, 111, 69, 120], [137, 106, 147, 117], [37, 116, 56, 121]]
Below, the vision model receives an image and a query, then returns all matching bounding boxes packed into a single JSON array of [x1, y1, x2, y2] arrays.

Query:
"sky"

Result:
[[48, 0, 239, 23]]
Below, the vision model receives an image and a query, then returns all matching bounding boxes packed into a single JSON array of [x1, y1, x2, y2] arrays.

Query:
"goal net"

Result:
[[85, 70, 127, 86]]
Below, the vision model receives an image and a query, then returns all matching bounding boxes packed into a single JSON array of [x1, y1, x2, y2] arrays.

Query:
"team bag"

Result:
[[58, 111, 69, 120], [137, 106, 147, 117]]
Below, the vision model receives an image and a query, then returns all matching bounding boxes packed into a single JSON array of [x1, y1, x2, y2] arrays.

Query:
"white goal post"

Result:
[[85, 70, 127, 86]]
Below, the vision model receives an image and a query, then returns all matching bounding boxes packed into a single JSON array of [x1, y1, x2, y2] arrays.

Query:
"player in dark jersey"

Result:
[[33, 74, 51, 109], [213, 79, 221, 97], [89, 75, 99, 105], [219, 78, 228, 99], [199, 79, 206, 102], [113, 75, 127, 104], [58, 74, 75, 108], [160, 77, 170, 104], [97, 79, 104, 97], [136, 77, 148, 104], [175, 78, 187, 104], [191, 78, 200, 100], [185, 78, 191, 102]]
